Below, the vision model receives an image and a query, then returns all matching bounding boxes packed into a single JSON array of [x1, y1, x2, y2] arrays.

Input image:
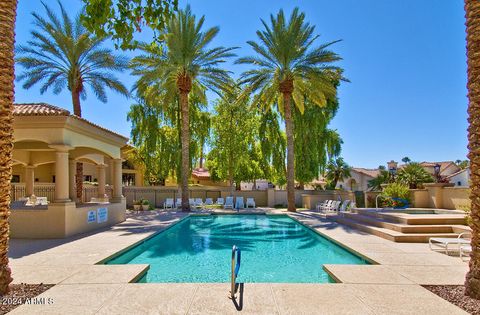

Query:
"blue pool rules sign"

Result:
[[97, 207, 108, 223], [87, 210, 96, 223]]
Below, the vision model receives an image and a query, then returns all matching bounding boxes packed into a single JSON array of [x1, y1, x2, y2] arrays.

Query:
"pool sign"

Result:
[[87, 210, 96, 223], [97, 207, 108, 223]]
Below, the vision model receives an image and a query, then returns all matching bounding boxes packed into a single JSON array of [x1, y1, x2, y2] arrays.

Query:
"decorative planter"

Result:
[[142, 205, 149, 211], [133, 204, 141, 211]]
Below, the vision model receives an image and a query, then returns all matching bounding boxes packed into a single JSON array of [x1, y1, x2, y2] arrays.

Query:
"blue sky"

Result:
[[14, 0, 467, 169]]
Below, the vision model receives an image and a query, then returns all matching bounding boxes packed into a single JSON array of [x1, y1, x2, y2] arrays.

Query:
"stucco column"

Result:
[[25, 165, 35, 196], [112, 158, 123, 201], [96, 164, 106, 198], [68, 159, 76, 201], [49, 145, 73, 202]]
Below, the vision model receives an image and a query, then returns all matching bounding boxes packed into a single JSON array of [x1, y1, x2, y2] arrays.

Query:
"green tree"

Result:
[[130, 7, 235, 211], [81, 0, 178, 49], [237, 8, 344, 211], [455, 159, 469, 170], [401, 157, 411, 164], [368, 169, 391, 191], [192, 111, 211, 169], [396, 162, 434, 189], [294, 98, 342, 189], [207, 90, 259, 195], [325, 157, 351, 190]]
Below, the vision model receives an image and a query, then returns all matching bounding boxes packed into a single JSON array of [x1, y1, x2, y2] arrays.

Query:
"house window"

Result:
[[122, 174, 135, 186], [84, 175, 92, 182], [11, 175, 20, 183], [457, 181, 462, 186]]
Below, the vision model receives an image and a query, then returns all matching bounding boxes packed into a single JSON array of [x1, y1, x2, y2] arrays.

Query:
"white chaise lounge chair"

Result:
[[429, 233, 471, 255], [246, 198, 256, 208], [224, 196, 234, 209], [176, 198, 182, 208], [164, 198, 175, 210], [316, 200, 332, 212], [337, 200, 351, 216], [194, 198, 203, 208], [235, 197, 244, 209], [204, 198, 213, 208], [216, 197, 225, 206]]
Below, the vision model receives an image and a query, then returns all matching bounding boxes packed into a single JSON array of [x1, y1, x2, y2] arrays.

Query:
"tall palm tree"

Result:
[[0, 0, 17, 294], [16, 1, 129, 202], [325, 157, 351, 190], [464, 0, 480, 299], [237, 8, 343, 211], [131, 6, 235, 211]]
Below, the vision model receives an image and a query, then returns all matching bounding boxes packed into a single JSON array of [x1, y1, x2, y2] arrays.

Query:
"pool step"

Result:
[[334, 216, 460, 243], [354, 209, 466, 225], [341, 213, 454, 234]]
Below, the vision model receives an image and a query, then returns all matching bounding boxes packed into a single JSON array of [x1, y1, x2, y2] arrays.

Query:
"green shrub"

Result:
[[380, 183, 410, 208]]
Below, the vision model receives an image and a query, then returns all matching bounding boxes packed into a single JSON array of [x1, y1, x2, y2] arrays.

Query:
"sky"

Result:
[[14, 0, 468, 169]]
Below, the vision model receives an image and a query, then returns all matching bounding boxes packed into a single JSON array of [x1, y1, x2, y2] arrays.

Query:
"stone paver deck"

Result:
[[8, 209, 470, 314]]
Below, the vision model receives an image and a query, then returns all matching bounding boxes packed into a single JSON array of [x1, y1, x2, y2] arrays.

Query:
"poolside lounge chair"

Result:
[[460, 243, 472, 261], [316, 200, 332, 212], [204, 198, 213, 208], [216, 197, 225, 206], [246, 197, 256, 208], [319, 200, 341, 217], [194, 198, 203, 208], [164, 198, 175, 210], [235, 197, 244, 209], [224, 196, 234, 209], [429, 232, 471, 255], [189, 198, 195, 208], [337, 200, 351, 216]]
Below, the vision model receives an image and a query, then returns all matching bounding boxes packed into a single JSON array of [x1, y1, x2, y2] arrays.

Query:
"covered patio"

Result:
[[10, 103, 128, 238]]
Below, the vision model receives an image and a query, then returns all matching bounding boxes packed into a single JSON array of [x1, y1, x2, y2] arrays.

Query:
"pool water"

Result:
[[105, 215, 368, 283]]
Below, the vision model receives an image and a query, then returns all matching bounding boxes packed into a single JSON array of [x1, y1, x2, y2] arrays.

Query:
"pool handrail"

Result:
[[231, 245, 241, 299]]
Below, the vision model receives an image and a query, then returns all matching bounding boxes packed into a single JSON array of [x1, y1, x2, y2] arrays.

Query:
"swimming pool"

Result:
[[105, 215, 368, 283]]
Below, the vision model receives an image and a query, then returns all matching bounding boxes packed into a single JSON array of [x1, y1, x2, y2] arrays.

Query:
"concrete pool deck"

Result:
[[8, 209, 470, 314]]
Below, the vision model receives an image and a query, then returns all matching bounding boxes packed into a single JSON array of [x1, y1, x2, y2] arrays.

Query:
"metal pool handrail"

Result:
[[231, 245, 241, 299]]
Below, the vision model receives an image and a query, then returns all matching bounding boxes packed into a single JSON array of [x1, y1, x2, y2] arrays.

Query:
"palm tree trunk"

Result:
[[72, 90, 83, 202], [283, 92, 296, 212], [72, 88, 82, 117], [465, 0, 480, 299], [0, 0, 17, 294], [179, 91, 190, 212]]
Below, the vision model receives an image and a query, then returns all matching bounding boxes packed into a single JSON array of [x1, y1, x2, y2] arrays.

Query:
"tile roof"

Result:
[[192, 168, 211, 179], [13, 103, 128, 141], [445, 168, 469, 179], [13, 103, 70, 116], [352, 168, 380, 178]]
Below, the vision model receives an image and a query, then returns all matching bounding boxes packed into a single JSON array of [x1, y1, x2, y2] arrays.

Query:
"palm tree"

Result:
[[325, 157, 351, 190], [464, 0, 480, 299], [237, 8, 343, 211], [396, 162, 434, 189], [0, 0, 17, 294], [16, 1, 129, 202], [131, 6, 235, 211], [368, 169, 390, 191]]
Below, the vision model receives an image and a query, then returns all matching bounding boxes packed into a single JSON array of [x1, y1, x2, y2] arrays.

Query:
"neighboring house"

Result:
[[445, 168, 470, 187], [417, 161, 461, 177], [241, 179, 270, 190], [335, 168, 380, 192], [190, 167, 229, 187]]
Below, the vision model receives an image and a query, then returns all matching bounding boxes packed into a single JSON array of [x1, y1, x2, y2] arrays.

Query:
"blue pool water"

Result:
[[105, 215, 368, 283]]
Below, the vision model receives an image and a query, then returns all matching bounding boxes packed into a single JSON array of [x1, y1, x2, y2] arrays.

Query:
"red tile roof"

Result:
[[352, 168, 380, 178], [192, 168, 211, 179], [13, 103, 128, 140]]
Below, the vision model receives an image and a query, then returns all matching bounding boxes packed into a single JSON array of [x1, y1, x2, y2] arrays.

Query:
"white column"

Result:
[[69, 159, 76, 201], [49, 145, 73, 202], [96, 164, 106, 198], [25, 165, 35, 196], [112, 158, 123, 201]]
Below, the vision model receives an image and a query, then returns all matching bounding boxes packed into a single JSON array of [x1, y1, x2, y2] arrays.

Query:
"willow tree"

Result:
[[294, 98, 342, 189], [465, 0, 480, 299], [0, 0, 17, 294], [208, 90, 260, 195], [130, 7, 235, 211], [237, 8, 343, 211]]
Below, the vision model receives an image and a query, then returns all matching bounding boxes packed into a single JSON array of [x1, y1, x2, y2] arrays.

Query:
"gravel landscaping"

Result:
[[423, 285, 480, 315]]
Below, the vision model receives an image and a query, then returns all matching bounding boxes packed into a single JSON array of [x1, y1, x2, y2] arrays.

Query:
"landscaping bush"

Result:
[[380, 183, 410, 208]]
